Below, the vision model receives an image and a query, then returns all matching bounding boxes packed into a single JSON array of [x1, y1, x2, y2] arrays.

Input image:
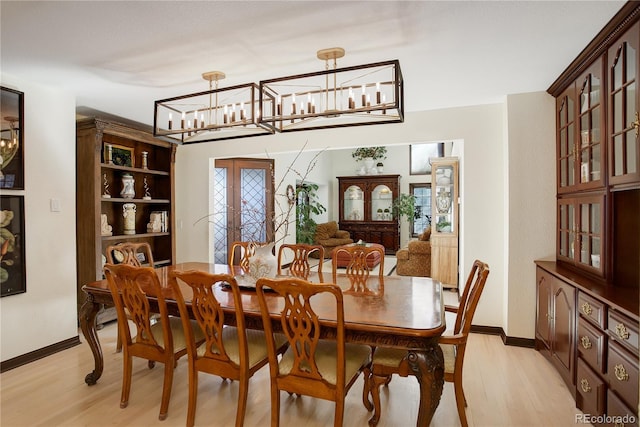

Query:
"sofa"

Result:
[[395, 228, 431, 277], [313, 221, 354, 258]]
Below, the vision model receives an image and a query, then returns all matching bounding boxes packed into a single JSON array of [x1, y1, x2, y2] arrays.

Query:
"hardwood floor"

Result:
[[1, 313, 585, 427]]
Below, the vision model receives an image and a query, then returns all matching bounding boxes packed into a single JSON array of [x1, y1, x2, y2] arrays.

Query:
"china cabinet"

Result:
[[76, 115, 176, 325], [539, 2, 639, 422], [337, 175, 400, 254], [430, 157, 459, 290]]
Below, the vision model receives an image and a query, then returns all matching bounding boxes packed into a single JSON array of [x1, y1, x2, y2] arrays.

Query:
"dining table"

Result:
[[80, 262, 446, 426]]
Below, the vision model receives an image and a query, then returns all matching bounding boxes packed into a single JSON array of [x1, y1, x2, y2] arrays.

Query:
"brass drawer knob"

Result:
[[580, 336, 592, 350], [580, 378, 591, 393], [614, 364, 629, 382], [615, 323, 630, 340], [581, 302, 593, 316]]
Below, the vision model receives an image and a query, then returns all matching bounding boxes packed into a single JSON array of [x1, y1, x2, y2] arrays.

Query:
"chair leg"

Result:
[[236, 377, 249, 427], [335, 398, 345, 427], [367, 374, 389, 427], [158, 359, 175, 421], [186, 366, 198, 427], [362, 367, 373, 411], [270, 387, 280, 427], [453, 379, 468, 427], [120, 353, 132, 409]]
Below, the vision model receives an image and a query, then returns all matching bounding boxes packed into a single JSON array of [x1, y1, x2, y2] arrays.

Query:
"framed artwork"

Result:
[[104, 143, 134, 167], [0, 87, 25, 189], [1, 195, 26, 297], [410, 142, 444, 175]]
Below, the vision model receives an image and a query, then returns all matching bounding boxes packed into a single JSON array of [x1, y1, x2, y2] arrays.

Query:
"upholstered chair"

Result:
[[395, 228, 431, 277], [313, 221, 354, 257]]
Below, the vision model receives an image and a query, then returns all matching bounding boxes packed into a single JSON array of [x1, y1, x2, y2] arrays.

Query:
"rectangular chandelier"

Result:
[[154, 76, 274, 143], [259, 57, 403, 133]]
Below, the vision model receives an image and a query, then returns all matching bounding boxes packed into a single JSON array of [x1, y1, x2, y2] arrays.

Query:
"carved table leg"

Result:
[[407, 341, 444, 426], [80, 293, 103, 385]]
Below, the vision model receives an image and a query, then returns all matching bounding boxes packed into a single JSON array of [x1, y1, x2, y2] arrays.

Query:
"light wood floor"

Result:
[[1, 314, 585, 427]]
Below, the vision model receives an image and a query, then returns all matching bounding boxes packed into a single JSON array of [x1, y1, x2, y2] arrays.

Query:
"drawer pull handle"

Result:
[[580, 379, 591, 393], [615, 323, 630, 340], [580, 336, 592, 349], [581, 302, 592, 316], [614, 364, 629, 382]]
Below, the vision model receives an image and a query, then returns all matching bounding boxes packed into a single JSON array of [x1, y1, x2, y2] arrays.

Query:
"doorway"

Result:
[[212, 158, 274, 264]]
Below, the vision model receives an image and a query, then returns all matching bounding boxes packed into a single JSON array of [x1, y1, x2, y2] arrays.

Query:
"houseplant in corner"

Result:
[[392, 193, 417, 239], [352, 146, 387, 174]]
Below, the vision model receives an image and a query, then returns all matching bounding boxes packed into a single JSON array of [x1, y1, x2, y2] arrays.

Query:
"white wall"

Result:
[[0, 75, 77, 362]]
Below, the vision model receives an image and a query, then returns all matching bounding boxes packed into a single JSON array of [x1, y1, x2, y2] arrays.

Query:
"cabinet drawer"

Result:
[[607, 341, 639, 411], [607, 390, 639, 427], [578, 318, 607, 373], [578, 292, 607, 329], [608, 310, 639, 354], [577, 358, 607, 415]]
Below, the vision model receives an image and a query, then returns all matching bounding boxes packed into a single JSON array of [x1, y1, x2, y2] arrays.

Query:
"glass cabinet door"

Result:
[[557, 195, 603, 274], [609, 23, 640, 185], [558, 86, 576, 191], [577, 61, 604, 188], [432, 163, 456, 234], [343, 185, 364, 221], [371, 184, 393, 220]]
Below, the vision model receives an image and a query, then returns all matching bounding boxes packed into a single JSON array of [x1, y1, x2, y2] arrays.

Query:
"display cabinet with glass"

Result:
[[338, 175, 400, 254]]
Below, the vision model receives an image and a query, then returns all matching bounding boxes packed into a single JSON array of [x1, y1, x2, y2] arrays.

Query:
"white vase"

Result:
[[122, 203, 136, 235], [363, 157, 375, 174], [247, 242, 277, 283], [120, 173, 135, 199]]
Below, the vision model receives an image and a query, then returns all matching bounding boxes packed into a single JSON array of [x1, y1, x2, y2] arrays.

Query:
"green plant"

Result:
[[391, 193, 416, 220], [295, 183, 326, 244], [351, 146, 387, 161]]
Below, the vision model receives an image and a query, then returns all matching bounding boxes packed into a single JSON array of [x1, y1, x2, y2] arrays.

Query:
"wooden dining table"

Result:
[[80, 262, 446, 426]]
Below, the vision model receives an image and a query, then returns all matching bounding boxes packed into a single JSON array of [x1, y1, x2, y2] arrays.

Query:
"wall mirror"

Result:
[[1, 86, 24, 189]]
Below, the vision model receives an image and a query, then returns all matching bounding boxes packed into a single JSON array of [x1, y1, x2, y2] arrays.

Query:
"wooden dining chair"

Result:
[[332, 245, 385, 293], [277, 243, 324, 281], [169, 270, 287, 427], [106, 242, 156, 352], [363, 260, 490, 427], [103, 263, 194, 421], [256, 276, 372, 427], [228, 241, 255, 271]]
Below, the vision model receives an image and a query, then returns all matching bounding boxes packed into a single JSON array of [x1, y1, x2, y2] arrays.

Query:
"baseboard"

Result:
[[0, 336, 81, 373], [470, 325, 535, 348]]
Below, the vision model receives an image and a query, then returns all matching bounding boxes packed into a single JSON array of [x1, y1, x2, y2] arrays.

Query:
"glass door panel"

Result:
[[371, 184, 392, 220], [558, 92, 576, 190], [343, 185, 364, 221], [577, 65, 603, 186]]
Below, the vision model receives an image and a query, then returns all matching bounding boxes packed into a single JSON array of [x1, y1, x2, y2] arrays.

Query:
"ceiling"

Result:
[[0, 1, 626, 128]]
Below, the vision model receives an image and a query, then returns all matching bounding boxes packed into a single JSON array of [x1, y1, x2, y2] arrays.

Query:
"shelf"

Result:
[[101, 163, 170, 176], [101, 232, 170, 241], [101, 197, 170, 204]]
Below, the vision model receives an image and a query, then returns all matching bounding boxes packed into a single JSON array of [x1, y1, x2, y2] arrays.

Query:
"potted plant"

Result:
[[295, 182, 327, 244], [351, 146, 387, 162], [391, 193, 416, 221]]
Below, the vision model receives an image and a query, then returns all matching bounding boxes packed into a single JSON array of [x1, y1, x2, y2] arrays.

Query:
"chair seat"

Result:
[[279, 340, 371, 386], [140, 317, 203, 353], [372, 344, 456, 375], [196, 327, 287, 368]]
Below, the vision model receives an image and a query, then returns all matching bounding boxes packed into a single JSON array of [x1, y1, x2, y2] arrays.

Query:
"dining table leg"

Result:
[[79, 293, 103, 386], [407, 341, 445, 426]]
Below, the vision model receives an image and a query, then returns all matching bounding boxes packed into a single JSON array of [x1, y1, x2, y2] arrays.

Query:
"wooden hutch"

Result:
[[337, 174, 400, 254], [536, 2, 639, 423]]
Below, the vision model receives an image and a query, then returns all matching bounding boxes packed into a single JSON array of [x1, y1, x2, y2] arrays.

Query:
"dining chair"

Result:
[[332, 244, 385, 293], [228, 241, 255, 271], [256, 276, 372, 427], [277, 243, 324, 281], [103, 263, 196, 421], [106, 242, 156, 352], [169, 270, 287, 427], [363, 259, 490, 427]]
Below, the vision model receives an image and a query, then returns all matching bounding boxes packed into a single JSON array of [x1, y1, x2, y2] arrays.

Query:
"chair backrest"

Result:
[[277, 243, 324, 281], [453, 260, 490, 337], [228, 241, 255, 271], [103, 263, 171, 356], [256, 277, 347, 392], [169, 270, 248, 370], [106, 242, 154, 267], [332, 245, 385, 288]]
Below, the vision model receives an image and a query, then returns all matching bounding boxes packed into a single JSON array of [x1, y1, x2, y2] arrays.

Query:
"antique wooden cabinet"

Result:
[[430, 157, 459, 290], [538, 3, 640, 423], [337, 174, 400, 254], [76, 115, 176, 324]]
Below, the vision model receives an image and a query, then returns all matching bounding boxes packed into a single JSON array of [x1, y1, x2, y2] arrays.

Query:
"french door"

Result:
[[212, 158, 274, 264]]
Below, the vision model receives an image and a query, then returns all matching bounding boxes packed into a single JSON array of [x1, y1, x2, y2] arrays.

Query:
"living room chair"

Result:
[[277, 243, 324, 282], [363, 259, 490, 427], [255, 277, 372, 427], [106, 242, 156, 353], [332, 245, 385, 294], [103, 263, 193, 421], [395, 228, 431, 277], [313, 221, 354, 257], [169, 270, 286, 427]]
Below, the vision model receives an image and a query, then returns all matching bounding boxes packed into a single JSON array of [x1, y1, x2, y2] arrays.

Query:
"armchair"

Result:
[[313, 221, 353, 258], [395, 228, 431, 277]]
